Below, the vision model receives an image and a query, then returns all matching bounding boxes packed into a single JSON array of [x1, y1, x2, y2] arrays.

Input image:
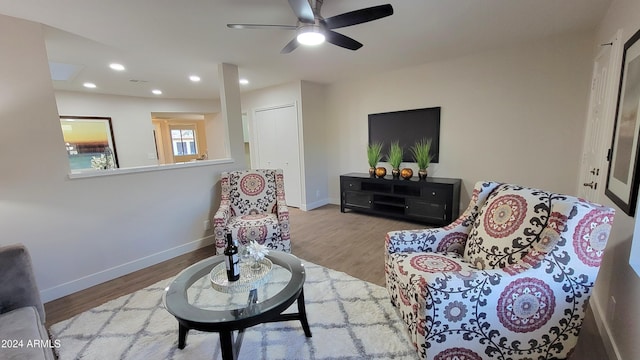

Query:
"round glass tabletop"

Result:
[[190, 259, 291, 311], [164, 251, 305, 331]]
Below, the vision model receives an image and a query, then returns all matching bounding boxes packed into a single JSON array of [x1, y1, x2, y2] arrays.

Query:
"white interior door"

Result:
[[578, 31, 622, 203], [253, 104, 302, 208]]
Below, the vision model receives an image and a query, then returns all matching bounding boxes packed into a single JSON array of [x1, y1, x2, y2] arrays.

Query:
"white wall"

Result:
[[0, 15, 245, 302], [240, 81, 301, 188], [325, 31, 594, 208], [241, 81, 327, 210], [55, 91, 221, 168], [241, 80, 330, 210], [205, 112, 227, 159], [300, 81, 329, 209], [589, 1, 640, 359]]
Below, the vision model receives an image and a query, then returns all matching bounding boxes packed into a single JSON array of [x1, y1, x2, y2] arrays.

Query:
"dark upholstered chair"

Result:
[[0, 244, 56, 359]]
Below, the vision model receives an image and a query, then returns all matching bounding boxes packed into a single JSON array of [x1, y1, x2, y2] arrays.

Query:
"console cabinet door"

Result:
[[344, 191, 372, 209], [421, 186, 449, 203], [406, 198, 446, 223]]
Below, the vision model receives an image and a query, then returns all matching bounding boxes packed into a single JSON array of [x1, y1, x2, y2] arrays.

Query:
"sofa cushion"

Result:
[[228, 170, 278, 216], [0, 245, 46, 322], [386, 251, 478, 351], [0, 306, 56, 360], [227, 213, 281, 246], [463, 184, 551, 269]]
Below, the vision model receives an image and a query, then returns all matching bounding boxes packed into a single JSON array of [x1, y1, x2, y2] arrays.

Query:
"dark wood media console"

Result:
[[340, 173, 461, 225]]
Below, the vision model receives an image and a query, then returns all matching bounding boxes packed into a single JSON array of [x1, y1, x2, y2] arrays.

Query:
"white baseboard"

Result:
[[40, 236, 215, 302], [301, 198, 330, 211], [590, 296, 622, 360]]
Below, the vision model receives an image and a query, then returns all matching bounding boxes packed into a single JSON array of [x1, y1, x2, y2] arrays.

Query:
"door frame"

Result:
[[577, 30, 623, 203], [249, 102, 304, 208]]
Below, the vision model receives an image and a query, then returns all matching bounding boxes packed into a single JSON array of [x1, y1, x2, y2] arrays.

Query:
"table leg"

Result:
[[297, 288, 312, 337], [248, 288, 258, 304], [178, 324, 188, 349], [220, 331, 236, 360]]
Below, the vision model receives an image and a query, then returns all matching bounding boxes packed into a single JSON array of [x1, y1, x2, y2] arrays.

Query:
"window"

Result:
[[170, 127, 197, 156], [152, 114, 213, 165]]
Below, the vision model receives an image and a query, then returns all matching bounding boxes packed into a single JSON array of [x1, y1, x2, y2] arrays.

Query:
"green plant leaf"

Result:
[[387, 141, 403, 168], [367, 142, 383, 168], [410, 138, 433, 169]]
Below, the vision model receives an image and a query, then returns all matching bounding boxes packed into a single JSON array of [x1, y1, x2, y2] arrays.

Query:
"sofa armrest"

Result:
[[213, 201, 231, 223], [276, 200, 289, 220], [273, 169, 290, 240], [213, 202, 231, 254], [0, 244, 45, 324], [276, 200, 290, 240], [385, 181, 502, 256], [386, 227, 461, 254], [384, 196, 482, 255]]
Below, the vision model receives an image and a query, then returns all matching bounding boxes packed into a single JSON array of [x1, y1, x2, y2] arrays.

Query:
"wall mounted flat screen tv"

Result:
[[368, 107, 440, 163]]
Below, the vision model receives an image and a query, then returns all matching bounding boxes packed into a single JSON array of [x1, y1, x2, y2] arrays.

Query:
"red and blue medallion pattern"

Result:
[[239, 173, 266, 196], [434, 347, 482, 360], [497, 277, 555, 333], [213, 169, 291, 254], [436, 232, 468, 254], [238, 224, 268, 243], [410, 254, 462, 273], [573, 209, 614, 267], [385, 181, 615, 359], [484, 194, 528, 238]]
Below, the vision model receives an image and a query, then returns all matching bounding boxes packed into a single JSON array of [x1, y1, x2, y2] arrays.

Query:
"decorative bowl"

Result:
[[400, 168, 413, 180]]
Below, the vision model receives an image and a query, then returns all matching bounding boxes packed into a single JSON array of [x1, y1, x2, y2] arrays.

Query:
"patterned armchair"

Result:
[[385, 181, 615, 360], [213, 169, 291, 254]]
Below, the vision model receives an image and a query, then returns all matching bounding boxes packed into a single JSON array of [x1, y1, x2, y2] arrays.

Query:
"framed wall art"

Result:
[[60, 116, 119, 171], [606, 29, 640, 216]]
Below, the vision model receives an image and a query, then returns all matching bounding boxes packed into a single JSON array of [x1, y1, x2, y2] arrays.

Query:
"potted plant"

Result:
[[387, 141, 403, 178], [411, 138, 433, 180], [367, 142, 383, 177]]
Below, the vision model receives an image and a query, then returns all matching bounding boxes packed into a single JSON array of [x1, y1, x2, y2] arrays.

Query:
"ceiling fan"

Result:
[[227, 0, 394, 53]]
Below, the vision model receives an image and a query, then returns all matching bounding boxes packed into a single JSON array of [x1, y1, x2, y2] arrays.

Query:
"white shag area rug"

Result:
[[50, 260, 418, 360]]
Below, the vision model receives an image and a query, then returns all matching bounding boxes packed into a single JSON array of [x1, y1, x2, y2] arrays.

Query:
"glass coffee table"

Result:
[[164, 251, 312, 360]]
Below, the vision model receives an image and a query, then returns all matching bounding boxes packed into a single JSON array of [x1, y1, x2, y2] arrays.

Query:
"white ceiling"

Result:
[[0, 0, 611, 100]]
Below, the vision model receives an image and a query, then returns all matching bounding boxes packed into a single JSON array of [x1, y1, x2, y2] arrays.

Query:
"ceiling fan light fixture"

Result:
[[296, 25, 325, 46]]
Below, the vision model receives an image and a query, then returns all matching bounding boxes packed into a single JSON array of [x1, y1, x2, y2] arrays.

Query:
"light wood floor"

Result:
[[44, 204, 608, 359]]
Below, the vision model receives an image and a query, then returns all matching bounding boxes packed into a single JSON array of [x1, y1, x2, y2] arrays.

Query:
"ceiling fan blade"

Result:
[[281, 37, 300, 54], [288, 0, 315, 24], [325, 30, 363, 51], [227, 24, 297, 30], [322, 4, 393, 29]]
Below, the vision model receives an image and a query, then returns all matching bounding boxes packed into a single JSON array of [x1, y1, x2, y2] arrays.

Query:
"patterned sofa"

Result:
[[213, 169, 291, 254], [385, 181, 615, 360]]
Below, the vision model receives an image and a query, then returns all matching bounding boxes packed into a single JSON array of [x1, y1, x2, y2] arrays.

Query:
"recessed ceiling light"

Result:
[[239, 78, 249, 85], [83, 82, 96, 88], [189, 75, 201, 82], [109, 63, 125, 71], [152, 89, 162, 95]]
